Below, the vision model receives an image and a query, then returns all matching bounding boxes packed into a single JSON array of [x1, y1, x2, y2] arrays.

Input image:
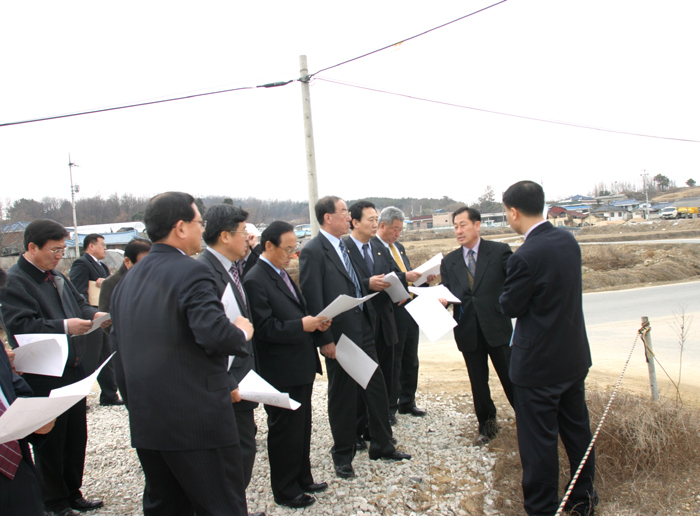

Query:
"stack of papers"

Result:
[[238, 370, 300, 410], [404, 295, 457, 342], [412, 253, 443, 286], [13, 334, 69, 377]]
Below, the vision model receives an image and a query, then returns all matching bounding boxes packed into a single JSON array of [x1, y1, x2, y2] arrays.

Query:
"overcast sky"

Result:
[[2, 0, 699, 209]]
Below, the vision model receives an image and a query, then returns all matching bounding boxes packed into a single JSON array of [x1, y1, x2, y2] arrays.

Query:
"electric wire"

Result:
[[310, 0, 509, 77], [315, 77, 700, 143]]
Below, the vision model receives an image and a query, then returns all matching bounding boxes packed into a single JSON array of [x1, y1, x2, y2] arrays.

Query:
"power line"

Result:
[[310, 0, 509, 77], [315, 77, 700, 143]]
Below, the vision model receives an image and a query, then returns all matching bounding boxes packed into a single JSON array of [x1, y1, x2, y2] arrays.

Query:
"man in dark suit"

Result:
[[110, 192, 255, 516], [374, 207, 427, 419], [0, 268, 55, 516], [500, 181, 597, 516], [198, 204, 259, 495], [97, 237, 152, 407], [244, 221, 330, 509], [69, 233, 122, 406], [299, 196, 410, 480], [0, 220, 107, 515], [344, 201, 396, 441], [439, 207, 514, 445]]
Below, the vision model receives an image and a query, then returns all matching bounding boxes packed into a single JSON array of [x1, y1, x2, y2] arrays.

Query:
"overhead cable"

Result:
[[315, 77, 700, 143]]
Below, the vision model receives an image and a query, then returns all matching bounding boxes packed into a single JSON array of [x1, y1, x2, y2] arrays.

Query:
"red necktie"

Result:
[[0, 402, 22, 479]]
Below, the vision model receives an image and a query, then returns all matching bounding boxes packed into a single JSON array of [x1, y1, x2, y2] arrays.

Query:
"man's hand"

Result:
[[406, 271, 422, 283], [302, 316, 332, 333], [320, 342, 337, 360], [94, 311, 111, 329], [34, 419, 56, 435], [438, 298, 448, 307], [234, 316, 254, 341], [369, 274, 391, 292], [6, 349, 19, 374], [67, 318, 94, 335], [95, 278, 104, 288], [425, 274, 437, 283], [230, 388, 242, 403]]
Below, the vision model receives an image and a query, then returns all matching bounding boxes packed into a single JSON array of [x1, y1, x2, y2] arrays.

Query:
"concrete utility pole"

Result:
[[641, 170, 650, 220], [68, 154, 80, 258], [299, 55, 320, 236], [641, 316, 660, 401]]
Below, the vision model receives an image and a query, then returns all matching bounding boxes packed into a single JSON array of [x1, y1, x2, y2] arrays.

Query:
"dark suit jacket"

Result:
[[376, 238, 416, 329], [69, 253, 110, 305], [500, 222, 592, 388], [441, 238, 513, 352], [344, 237, 397, 346], [243, 259, 322, 388], [97, 263, 127, 314], [110, 243, 249, 450], [0, 256, 97, 392], [299, 232, 376, 349], [198, 249, 258, 411]]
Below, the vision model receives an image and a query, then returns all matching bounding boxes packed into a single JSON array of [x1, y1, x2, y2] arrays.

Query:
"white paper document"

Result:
[[382, 272, 411, 303], [408, 284, 462, 304], [14, 334, 69, 377], [412, 252, 443, 286], [238, 370, 300, 410], [0, 354, 115, 445], [335, 334, 378, 390], [404, 295, 457, 342], [85, 313, 111, 334], [316, 293, 378, 320], [221, 284, 241, 371], [12, 338, 67, 377]]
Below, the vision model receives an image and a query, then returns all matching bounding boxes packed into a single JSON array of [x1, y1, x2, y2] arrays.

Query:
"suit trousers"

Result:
[[35, 398, 87, 512], [357, 324, 394, 438], [513, 373, 597, 516], [265, 382, 314, 501], [234, 408, 257, 488], [461, 322, 514, 437], [0, 445, 44, 516], [137, 445, 248, 516], [393, 313, 420, 412], [326, 309, 395, 466], [82, 331, 120, 403]]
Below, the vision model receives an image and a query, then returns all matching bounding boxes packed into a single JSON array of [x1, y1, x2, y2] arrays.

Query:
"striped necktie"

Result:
[[280, 269, 299, 302], [229, 264, 247, 307], [337, 240, 362, 300], [0, 403, 22, 479]]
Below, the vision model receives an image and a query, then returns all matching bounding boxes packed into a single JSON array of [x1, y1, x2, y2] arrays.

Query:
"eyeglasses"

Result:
[[190, 219, 206, 228], [229, 231, 248, 237], [47, 247, 67, 256], [279, 247, 296, 255]]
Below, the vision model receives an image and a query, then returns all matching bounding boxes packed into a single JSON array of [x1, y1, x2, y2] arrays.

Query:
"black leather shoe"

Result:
[[274, 493, 316, 509], [334, 464, 355, 478], [389, 437, 397, 445], [355, 436, 367, 450], [388, 414, 397, 426], [398, 405, 426, 417], [51, 509, 81, 516], [369, 450, 412, 461], [69, 497, 104, 511], [474, 434, 491, 446], [99, 398, 125, 406], [302, 481, 328, 493]]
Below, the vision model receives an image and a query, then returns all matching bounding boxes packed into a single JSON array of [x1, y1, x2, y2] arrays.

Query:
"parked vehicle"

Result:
[[660, 206, 698, 219]]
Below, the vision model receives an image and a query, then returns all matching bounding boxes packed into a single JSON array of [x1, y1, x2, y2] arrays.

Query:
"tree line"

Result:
[[1, 186, 509, 228]]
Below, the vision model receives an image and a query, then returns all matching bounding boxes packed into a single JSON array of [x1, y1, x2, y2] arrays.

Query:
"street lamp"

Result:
[[69, 155, 80, 257]]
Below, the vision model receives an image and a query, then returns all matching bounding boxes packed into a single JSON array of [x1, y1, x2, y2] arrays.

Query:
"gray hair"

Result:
[[378, 206, 405, 226]]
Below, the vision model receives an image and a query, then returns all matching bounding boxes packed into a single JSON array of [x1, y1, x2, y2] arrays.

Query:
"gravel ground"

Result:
[[81, 379, 514, 516]]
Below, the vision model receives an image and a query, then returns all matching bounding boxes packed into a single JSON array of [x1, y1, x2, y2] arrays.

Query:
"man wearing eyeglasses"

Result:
[[0, 219, 108, 515], [69, 233, 123, 407], [198, 204, 261, 512]]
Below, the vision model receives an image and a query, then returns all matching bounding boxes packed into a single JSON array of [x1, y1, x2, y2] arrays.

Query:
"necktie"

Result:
[[362, 243, 374, 276], [279, 269, 299, 302], [229, 264, 247, 307], [337, 240, 362, 300], [237, 259, 245, 278], [466, 249, 476, 290], [0, 403, 22, 479]]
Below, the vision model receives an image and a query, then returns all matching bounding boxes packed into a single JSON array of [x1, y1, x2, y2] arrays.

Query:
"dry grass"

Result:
[[491, 391, 700, 515]]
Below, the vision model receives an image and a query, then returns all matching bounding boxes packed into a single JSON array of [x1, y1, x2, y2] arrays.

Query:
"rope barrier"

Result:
[[554, 323, 647, 515]]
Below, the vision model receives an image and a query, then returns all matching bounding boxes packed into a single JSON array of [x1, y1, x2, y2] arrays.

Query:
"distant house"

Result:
[[0, 221, 30, 256], [409, 215, 433, 230]]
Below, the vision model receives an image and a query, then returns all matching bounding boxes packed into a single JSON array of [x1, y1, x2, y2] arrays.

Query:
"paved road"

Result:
[[420, 280, 700, 400]]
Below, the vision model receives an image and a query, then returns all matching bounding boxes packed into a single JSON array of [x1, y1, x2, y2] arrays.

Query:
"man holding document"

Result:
[[198, 203, 259, 493], [244, 221, 330, 509], [110, 192, 253, 516], [0, 219, 108, 515], [299, 196, 410, 481]]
